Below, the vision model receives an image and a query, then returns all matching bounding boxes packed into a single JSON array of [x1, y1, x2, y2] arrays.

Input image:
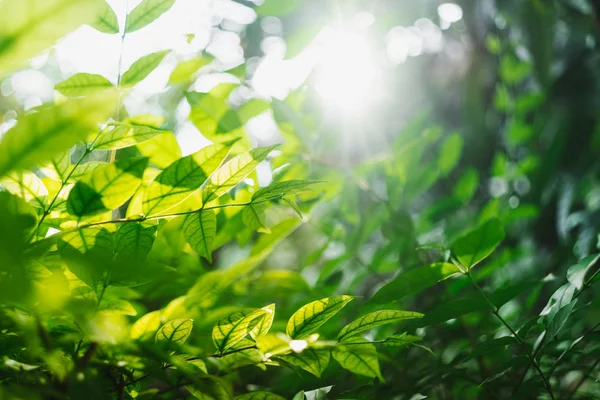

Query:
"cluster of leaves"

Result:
[[2, 0, 600, 399]]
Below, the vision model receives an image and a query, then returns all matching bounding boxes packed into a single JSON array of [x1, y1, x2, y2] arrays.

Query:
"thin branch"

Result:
[[566, 355, 600, 400]]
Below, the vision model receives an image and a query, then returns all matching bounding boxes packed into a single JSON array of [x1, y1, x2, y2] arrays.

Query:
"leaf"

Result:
[[187, 377, 231, 400], [256, 0, 302, 17], [125, 0, 176, 33], [242, 202, 268, 231], [183, 209, 217, 262], [0, 94, 117, 178], [370, 263, 461, 304], [0, 171, 48, 209], [337, 310, 423, 342], [69, 161, 107, 181], [303, 386, 332, 400], [235, 392, 286, 400], [137, 132, 182, 168], [168, 56, 214, 85], [567, 253, 600, 290], [252, 180, 317, 202], [94, 122, 164, 150], [156, 319, 194, 346], [114, 221, 157, 264], [384, 333, 423, 347], [121, 50, 170, 87], [91, 1, 119, 34], [0, 0, 106, 75], [66, 157, 148, 218], [41, 151, 71, 182], [286, 296, 354, 339], [203, 145, 279, 203], [279, 348, 330, 378], [453, 218, 505, 270], [438, 132, 463, 175], [131, 310, 162, 339], [249, 304, 275, 340], [143, 143, 231, 216], [332, 337, 383, 380], [55, 73, 114, 97], [212, 309, 268, 354]]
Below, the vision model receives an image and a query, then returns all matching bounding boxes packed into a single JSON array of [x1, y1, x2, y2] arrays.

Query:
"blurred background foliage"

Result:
[[1, 0, 600, 399]]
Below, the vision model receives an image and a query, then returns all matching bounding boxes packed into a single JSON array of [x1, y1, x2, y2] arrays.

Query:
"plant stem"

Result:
[[466, 272, 555, 400], [109, 0, 129, 164], [566, 355, 600, 400]]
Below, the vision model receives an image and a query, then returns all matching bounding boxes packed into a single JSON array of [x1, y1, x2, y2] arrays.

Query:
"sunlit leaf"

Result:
[[279, 348, 330, 378], [370, 263, 461, 304], [212, 308, 268, 354], [155, 318, 193, 345], [143, 143, 231, 216], [234, 392, 286, 400], [69, 161, 107, 182], [121, 50, 170, 87], [203, 145, 279, 203], [337, 310, 423, 342], [125, 0, 176, 33], [0, 171, 48, 209], [94, 122, 164, 150], [183, 209, 217, 262], [438, 132, 463, 175], [249, 303, 275, 340], [114, 221, 158, 264], [286, 296, 354, 339], [131, 310, 162, 339], [242, 202, 268, 231], [168, 56, 214, 85], [452, 218, 505, 270], [0, 0, 106, 75], [40, 151, 71, 182], [0, 94, 117, 178], [137, 131, 182, 168], [332, 337, 383, 380], [384, 333, 423, 347], [91, 1, 119, 34], [55, 73, 114, 97], [252, 180, 317, 202], [67, 157, 148, 218]]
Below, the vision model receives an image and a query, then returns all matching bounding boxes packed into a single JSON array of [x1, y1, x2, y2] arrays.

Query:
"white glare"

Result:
[[438, 3, 463, 24], [314, 29, 380, 113], [289, 340, 308, 353]]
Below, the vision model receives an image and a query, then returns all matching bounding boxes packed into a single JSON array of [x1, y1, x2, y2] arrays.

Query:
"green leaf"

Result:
[[242, 202, 268, 231], [143, 143, 231, 216], [183, 209, 217, 262], [303, 386, 332, 400], [212, 308, 268, 354], [0, 94, 117, 178], [286, 296, 354, 339], [249, 304, 275, 340], [252, 180, 316, 202], [256, 0, 302, 16], [137, 131, 182, 168], [370, 263, 461, 304], [69, 161, 107, 182], [114, 221, 157, 264], [41, 151, 71, 182], [0, 171, 48, 209], [168, 56, 214, 85], [125, 0, 176, 33], [438, 132, 463, 175], [337, 310, 423, 342], [55, 73, 114, 97], [90, 1, 119, 34], [131, 310, 162, 339], [121, 50, 170, 86], [279, 348, 330, 378], [156, 318, 194, 346], [235, 392, 286, 400], [203, 145, 279, 203], [384, 333, 423, 347], [452, 218, 505, 270], [94, 122, 164, 150], [332, 337, 383, 380], [66, 157, 148, 218], [0, 0, 106, 75]]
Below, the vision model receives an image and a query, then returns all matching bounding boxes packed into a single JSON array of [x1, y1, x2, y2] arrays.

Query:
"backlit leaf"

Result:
[[249, 303, 275, 340], [137, 132, 182, 168], [242, 202, 268, 231], [91, 1, 119, 34], [114, 221, 158, 264], [156, 318, 194, 346], [203, 145, 279, 203], [94, 122, 164, 150], [286, 296, 354, 339], [337, 310, 423, 342], [0, 171, 48, 209], [67, 157, 148, 218], [212, 308, 268, 354], [332, 337, 383, 380], [168, 56, 214, 85], [131, 310, 162, 339], [279, 348, 330, 378], [121, 50, 170, 87], [143, 143, 231, 216], [252, 180, 316, 202], [183, 209, 217, 262], [452, 218, 505, 270], [55, 73, 114, 97], [125, 0, 176, 33]]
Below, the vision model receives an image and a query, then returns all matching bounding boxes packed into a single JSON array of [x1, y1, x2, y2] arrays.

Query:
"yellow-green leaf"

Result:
[[143, 143, 230, 216], [203, 145, 279, 203], [168, 56, 214, 85], [125, 0, 176, 33], [332, 337, 383, 380], [55, 73, 114, 97], [156, 319, 193, 346], [121, 50, 170, 87], [0, 94, 117, 178], [252, 180, 316, 203], [137, 132, 181, 169], [242, 202, 268, 231], [212, 309, 268, 354], [183, 209, 217, 262], [94, 122, 164, 150], [279, 348, 330, 378], [131, 310, 162, 339], [249, 304, 275, 340], [90, 1, 119, 33], [66, 157, 148, 218], [0, 171, 48, 209], [337, 310, 423, 342], [286, 296, 354, 339]]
